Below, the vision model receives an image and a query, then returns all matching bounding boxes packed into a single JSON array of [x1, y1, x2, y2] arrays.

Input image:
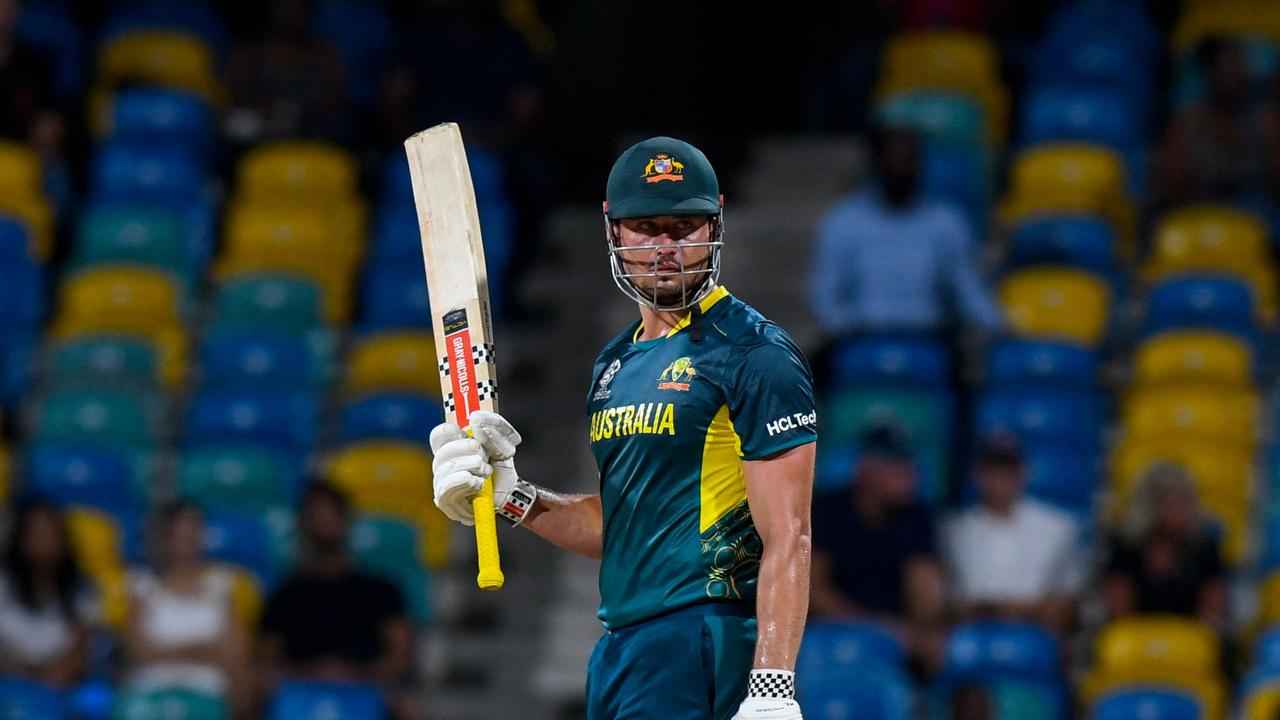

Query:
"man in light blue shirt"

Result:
[[809, 126, 1003, 337]]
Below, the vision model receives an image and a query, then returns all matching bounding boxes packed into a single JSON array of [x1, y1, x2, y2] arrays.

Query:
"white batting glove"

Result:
[[732, 670, 802, 720], [428, 412, 524, 526]]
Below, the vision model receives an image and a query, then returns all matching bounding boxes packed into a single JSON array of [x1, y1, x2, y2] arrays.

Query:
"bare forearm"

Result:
[[522, 489, 603, 559], [753, 533, 811, 670]]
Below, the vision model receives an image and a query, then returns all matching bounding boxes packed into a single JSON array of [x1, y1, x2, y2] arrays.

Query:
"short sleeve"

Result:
[[727, 336, 818, 460]]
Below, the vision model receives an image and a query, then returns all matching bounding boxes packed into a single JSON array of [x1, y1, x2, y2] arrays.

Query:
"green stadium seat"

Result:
[[46, 335, 162, 387], [350, 514, 423, 575], [31, 386, 160, 449], [210, 275, 325, 332], [73, 205, 191, 281], [112, 686, 229, 720], [177, 443, 301, 512]]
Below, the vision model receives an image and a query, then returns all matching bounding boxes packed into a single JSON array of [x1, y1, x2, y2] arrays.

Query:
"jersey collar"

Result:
[[633, 286, 731, 344]]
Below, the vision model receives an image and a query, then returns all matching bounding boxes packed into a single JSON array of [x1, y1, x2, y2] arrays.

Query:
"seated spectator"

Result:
[[1153, 36, 1280, 210], [1103, 464, 1227, 629], [0, 499, 92, 689], [811, 422, 946, 675], [260, 483, 415, 718], [808, 123, 1003, 341], [225, 0, 350, 143], [123, 501, 248, 717], [942, 432, 1082, 637]]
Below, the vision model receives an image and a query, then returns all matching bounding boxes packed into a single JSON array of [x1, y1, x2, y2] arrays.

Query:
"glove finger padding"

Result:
[[436, 471, 483, 525], [429, 423, 466, 453], [430, 431, 492, 526], [467, 410, 522, 461]]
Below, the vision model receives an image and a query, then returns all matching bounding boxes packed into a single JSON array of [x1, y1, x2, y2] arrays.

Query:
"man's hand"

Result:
[[732, 698, 803, 719], [429, 411, 523, 525]]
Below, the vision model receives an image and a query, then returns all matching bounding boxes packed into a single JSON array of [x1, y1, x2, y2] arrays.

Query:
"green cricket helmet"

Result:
[[603, 136, 725, 311]]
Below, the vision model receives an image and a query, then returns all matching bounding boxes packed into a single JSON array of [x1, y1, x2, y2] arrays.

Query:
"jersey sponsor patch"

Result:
[[593, 358, 622, 401], [764, 410, 817, 437]]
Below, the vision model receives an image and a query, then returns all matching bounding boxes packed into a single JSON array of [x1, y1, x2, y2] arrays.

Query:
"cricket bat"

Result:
[[404, 123, 504, 591]]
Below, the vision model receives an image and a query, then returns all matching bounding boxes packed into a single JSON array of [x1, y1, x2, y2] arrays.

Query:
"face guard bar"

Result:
[[603, 210, 725, 312]]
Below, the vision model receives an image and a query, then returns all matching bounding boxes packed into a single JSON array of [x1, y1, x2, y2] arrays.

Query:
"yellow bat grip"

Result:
[[471, 473, 505, 590]]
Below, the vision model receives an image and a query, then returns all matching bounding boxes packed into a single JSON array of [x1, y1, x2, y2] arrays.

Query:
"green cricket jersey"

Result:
[[586, 286, 817, 630]]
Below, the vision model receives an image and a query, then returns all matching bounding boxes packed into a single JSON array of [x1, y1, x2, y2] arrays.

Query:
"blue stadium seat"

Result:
[[0, 215, 30, 264], [1006, 217, 1118, 279], [1020, 87, 1140, 154], [985, 340, 1098, 390], [1143, 275, 1260, 340], [312, 0, 392, 106], [798, 621, 905, 681], [1020, 443, 1098, 515], [0, 329, 36, 414], [203, 509, 280, 588], [920, 144, 990, 235], [15, 2, 84, 100], [23, 444, 148, 512], [370, 203, 420, 263], [0, 677, 69, 719], [267, 681, 385, 720], [111, 87, 214, 148], [943, 621, 1061, 683], [974, 389, 1101, 451], [1255, 627, 1280, 671], [1263, 516, 1280, 572], [800, 666, 913, 720], [338, 393, 443, 445], [0, 254, 44, 328], [830, 336, 951, 389], [89, 140, 207, 205], [184, 388, 319, 453], [200, 331, 322, 389], [358, 262, 431, 331], [1092, 688, 1200, 720]]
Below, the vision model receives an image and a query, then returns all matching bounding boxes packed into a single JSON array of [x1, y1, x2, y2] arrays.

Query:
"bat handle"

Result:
[[472, 473, 505, 590]]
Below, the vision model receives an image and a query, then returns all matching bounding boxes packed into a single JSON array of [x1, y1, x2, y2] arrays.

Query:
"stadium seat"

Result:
[[211, 276, 326, 332], [199, 331, 324, 389], [985, 340, 1098, 390], [1142, 275, 1261, 340], [1091, 687, 1202, 720], [112, 687, 227, 720], [876, 90, 987, 148], [943, 621, 1061, 683], [998, 267, 1111, 346], [267, 681, 385, 720], [184, 388, 319, 454], [73, 205, 192, 280], [920, 143, 990, 232], [97, 31, 221, 99], [0, 195, 54, 261], [877, 30, 1008, 142], [203, 510, 280, 589], [1094, 616, 1219, 677], [1171, 0, 1280, 56], [1255, 628, 1280, 670], [65, 506, 125, 577], [312, 0, 392, 106], [109, 87, 214, 146], [344, 333, 441, 397], [1001, 144, 1133, 244], [237, 141, 360, 201], [1133, 331, 1252, 387], [325, 442, 433, 510], [0, 677, 69, 719], [23, 444, 148, 513], [178, 443, 302, 513], [45, 335, 163, 388], [358, 262, 432, 331], [1122, 386, 1258, 448], [55, 266, 184, 331], [0, 139, 42, 199], [89, 139, 207, 206], [337, 393, 443, 445], [1149, 206, 1270, 271], [350, 514, 425, 577], [798, 621, 906, 682], [214, 258, 352, 325], [975, 388, 1101, 450], [99, 2, 230, 54], [225, 562, 264, 630], [1005, 217, 1118, 279], [1018, 443, 1098, 514], [30, 387, 160, 450], [0, 215, 30, 263], [15, 1, 84, 101], [800, 666, 913, 720], [369, 202, 421, 263], [829, 336, 951, 389], [1243, 681, 1280, 720], [0, 252, 45, 327], [1020, 86, 1141, 154], [222, 203, 362, 272]]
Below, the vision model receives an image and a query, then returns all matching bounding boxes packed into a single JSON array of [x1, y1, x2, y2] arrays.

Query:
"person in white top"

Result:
[[941, 432, 1082, 637], [0, 499, 93, 689], [124, 501, 248, 717]]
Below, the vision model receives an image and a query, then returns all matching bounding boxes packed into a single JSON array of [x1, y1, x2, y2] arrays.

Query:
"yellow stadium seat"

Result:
[[0, 140, 42, 199], [1172, 0, 1280, 52], [65, 508, 124, 577], [237, 141, 360, 201], [1133, 331, 1252, 387], [94, 565, 129, 633], [344, 333, 442, 397], [98, 31, 221, 100], [56, 266, 184, 331], [998, 267, 1111, 346], [0, 195, 55, 261], [1151, 206, 1270, 269], [1261, 572, 1280, 625], [223, 563, 263, 631], [1122, 385, 1258, 448], [326, 442, 433, 509], [1002, 144, 1136, 248], [222, 203, 364, 273], [1096, 616, 1220, 676], [214, 260, 352, 324], [1244, 683, 1280, 720]]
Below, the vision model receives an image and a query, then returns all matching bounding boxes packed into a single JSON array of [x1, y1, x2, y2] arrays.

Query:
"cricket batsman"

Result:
[[430, 137, 817, 719]]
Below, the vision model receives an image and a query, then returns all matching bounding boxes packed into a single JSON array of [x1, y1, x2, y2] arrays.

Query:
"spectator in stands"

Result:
[[949, 683, 994, 720], [225, 0, 350, 144], [808, 123, 1004, 341], [260, 483, 415, 718], [1154, 36, 1280, 210], [942, 432, 1081, 637], [0, 0, 65, 156], [0, 499, 92, 689], [1103, 464, 1227, 629], [810, 422, 947, 675], [123, 501, 248, 717]]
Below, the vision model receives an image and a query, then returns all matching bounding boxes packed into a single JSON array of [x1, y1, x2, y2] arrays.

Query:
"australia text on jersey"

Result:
[[589, 402, 677, 441]]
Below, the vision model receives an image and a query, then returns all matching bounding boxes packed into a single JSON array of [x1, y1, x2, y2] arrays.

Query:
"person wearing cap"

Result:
[[941, 432, 1082, 637], [810, 422, 946, 676], [429, 137, 817, 719]]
